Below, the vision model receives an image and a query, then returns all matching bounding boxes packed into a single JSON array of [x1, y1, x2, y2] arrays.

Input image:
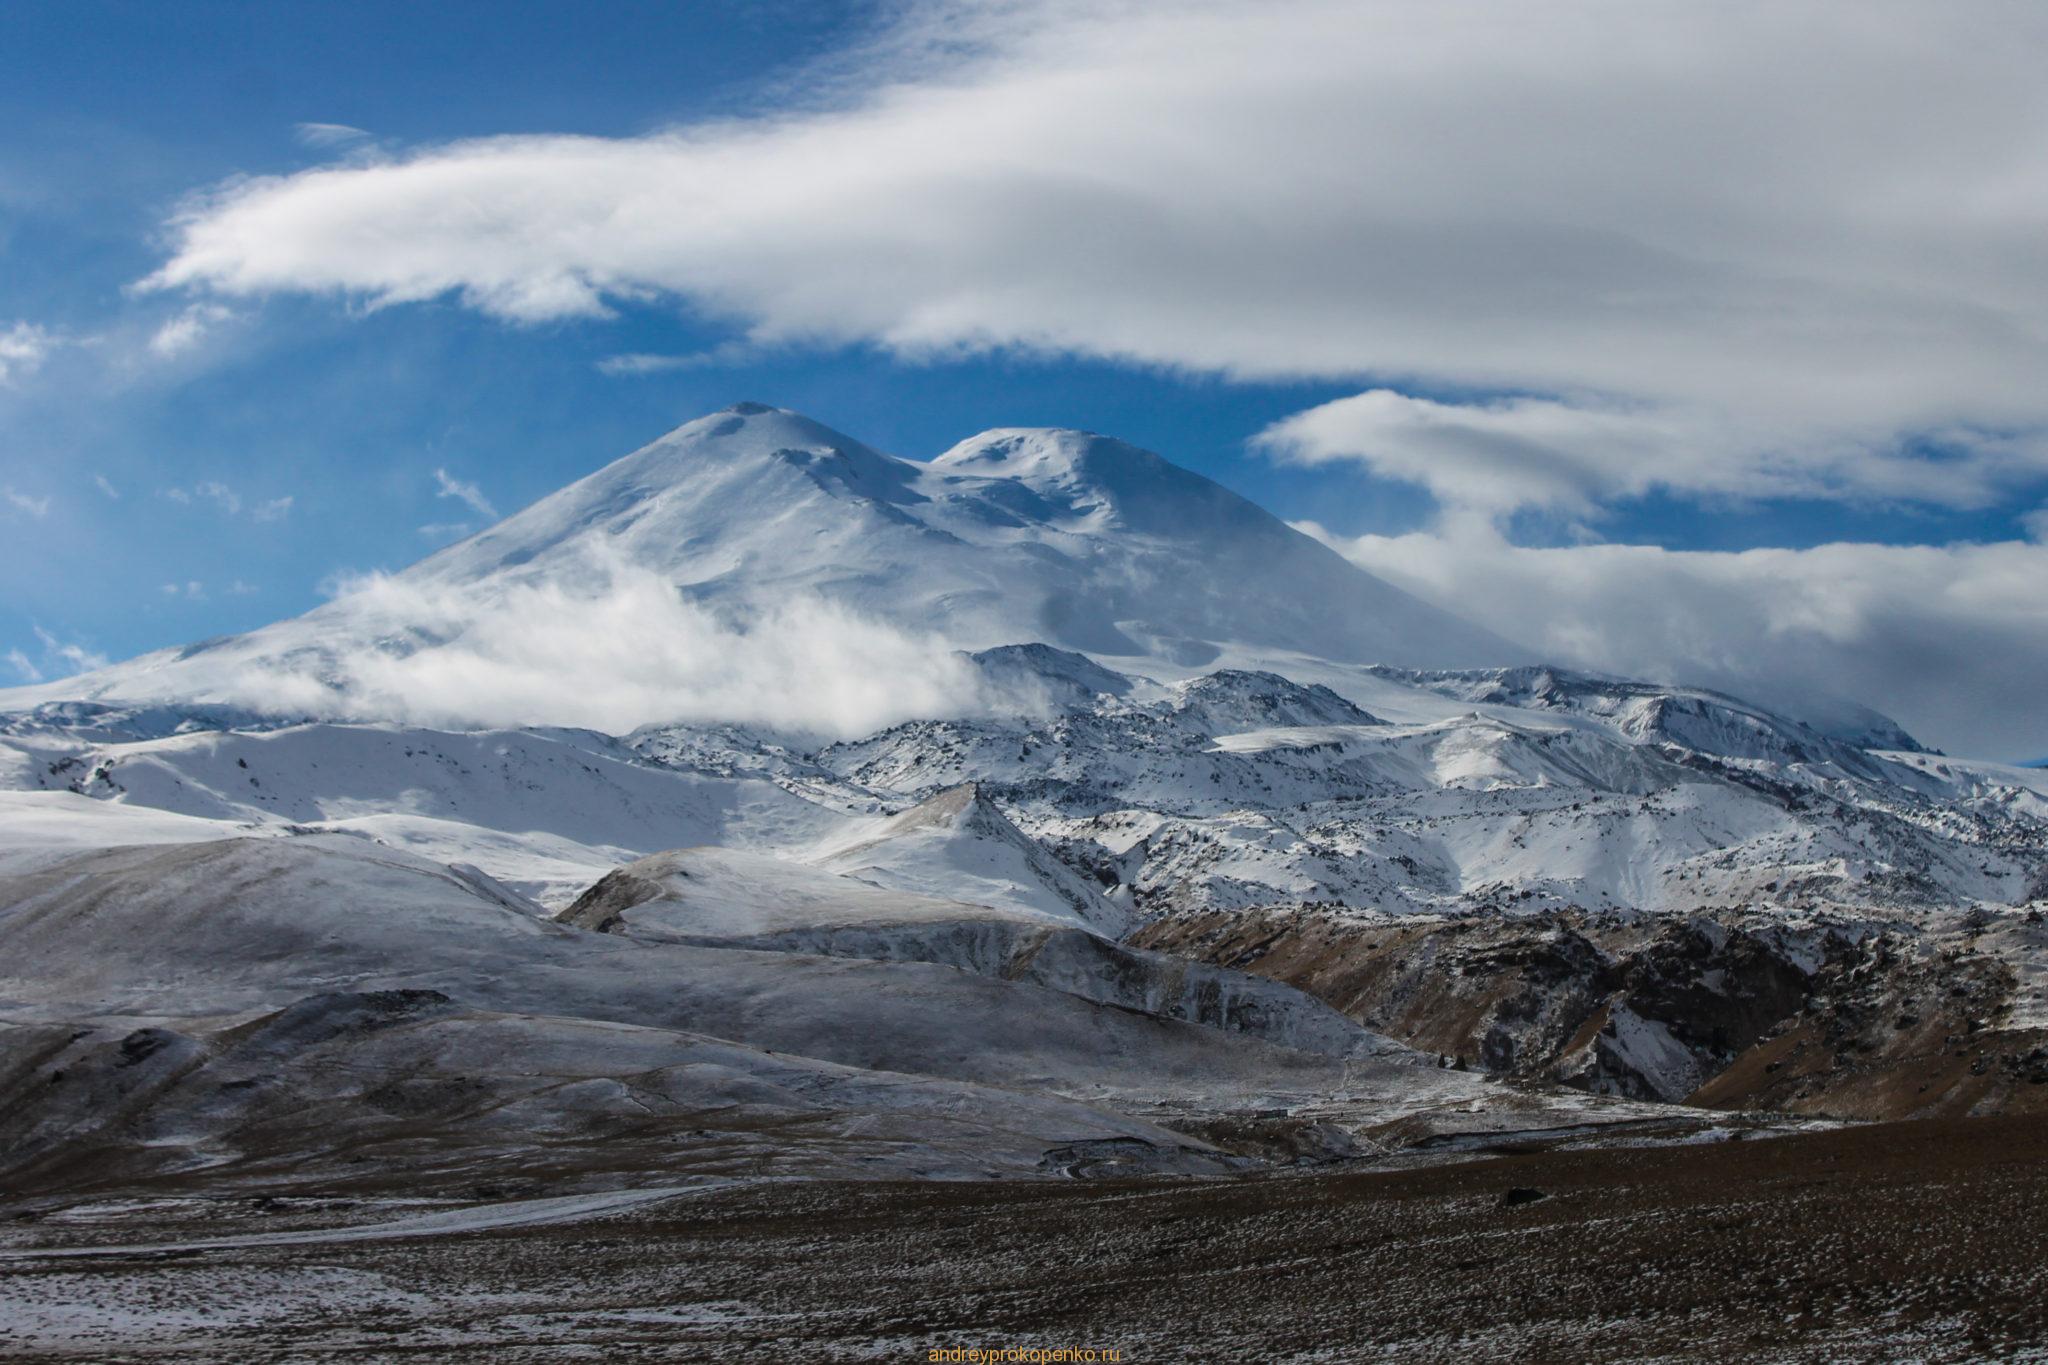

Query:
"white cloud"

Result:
[[417, 521, 472, 541], [4, 487, 50, 518], [1255, 391, 2048, 516], [228, 579, 259, 596], [294, 122, 371, 149], [142, 1, 2048, 511], [5, 648, 41, 683], [167, 481, 235, 513], [30, 626, 108, 676], [433, 468, 497, 519], [597, 353, 702, 377], [197, 550, 1009, 737], [159, 580, 206, 599], [596, 340, 764, 376], [93, 474, 119, 499], [147, 302, 235, 359], [162, 480, 291, 520], [1299, 518, 2048, 760], [0, 321, 53, 384]]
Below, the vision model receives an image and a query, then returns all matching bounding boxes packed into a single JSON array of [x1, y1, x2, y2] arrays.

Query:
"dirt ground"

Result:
[[3, 1115, 2047, 1362]]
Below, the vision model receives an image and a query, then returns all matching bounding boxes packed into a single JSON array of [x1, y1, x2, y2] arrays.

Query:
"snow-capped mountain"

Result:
[[4, 402, 2042, 942], [0, 404, 1517, 726], [416, 405, 1520, 669], [2, 402, 2044, 1165]]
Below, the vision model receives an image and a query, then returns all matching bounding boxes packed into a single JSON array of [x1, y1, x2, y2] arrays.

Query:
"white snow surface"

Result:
[[813, 783, 1129, 934], [570, 842, 1386, 1062], [0, 835, 1684, 1192], [0, 716, 843, 905]]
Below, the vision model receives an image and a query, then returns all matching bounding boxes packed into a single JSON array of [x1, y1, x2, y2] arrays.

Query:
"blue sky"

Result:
[[4, 1, 2047, 757]]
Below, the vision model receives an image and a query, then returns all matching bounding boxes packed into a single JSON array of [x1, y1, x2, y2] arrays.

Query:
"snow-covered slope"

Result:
[[0, 836, 1360, 1106], [0, 836, 1688, 1195], [1368, 665, 1931, 776], [814, 783, 1130, 934], [0, 718, 840, 905], [4, 647, 2037, 926], [555, 843, 1380, 1059], [791, 656, 2043, 919]]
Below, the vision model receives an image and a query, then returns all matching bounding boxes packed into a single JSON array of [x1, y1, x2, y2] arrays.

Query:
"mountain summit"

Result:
[[2, 405, 1521, 721], [407, 403, 1520, 668]]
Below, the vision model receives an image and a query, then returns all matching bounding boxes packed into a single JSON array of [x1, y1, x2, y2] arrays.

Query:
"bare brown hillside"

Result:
[[1135, 904, 2048, 1120]]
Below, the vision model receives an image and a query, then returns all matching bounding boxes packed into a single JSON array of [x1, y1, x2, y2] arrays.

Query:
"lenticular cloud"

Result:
[[146, 0, 2048, 487]]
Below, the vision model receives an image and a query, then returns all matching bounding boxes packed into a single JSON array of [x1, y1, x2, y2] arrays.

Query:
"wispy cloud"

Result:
[[1300, 518, 2048, 760], [596, 353, 699, 377], [30, 626, 108, 676], [5, 649, 41, 683], [596, 340, 762, 376], [159, 580, 206, 600], [1254, 391, 2048, 518], [147, 302, 235, 359], [417, 521, 472, 541], [165, 482, 226, 512], [433, 467, 497, 519], [294, 121, 372, 150], [162, 480, 292, 520], [92, 474, 119, 500], [0, 321, 54, 385], [4, 487, 51, 519]]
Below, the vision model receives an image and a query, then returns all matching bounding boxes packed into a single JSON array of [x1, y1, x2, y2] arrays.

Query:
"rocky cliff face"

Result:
[[1135, 904, 2048, 1119]]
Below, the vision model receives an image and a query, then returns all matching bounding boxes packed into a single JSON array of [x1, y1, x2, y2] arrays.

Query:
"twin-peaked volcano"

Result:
[[0, 403, 1520, 724], [407, 402, 1519, 668]]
